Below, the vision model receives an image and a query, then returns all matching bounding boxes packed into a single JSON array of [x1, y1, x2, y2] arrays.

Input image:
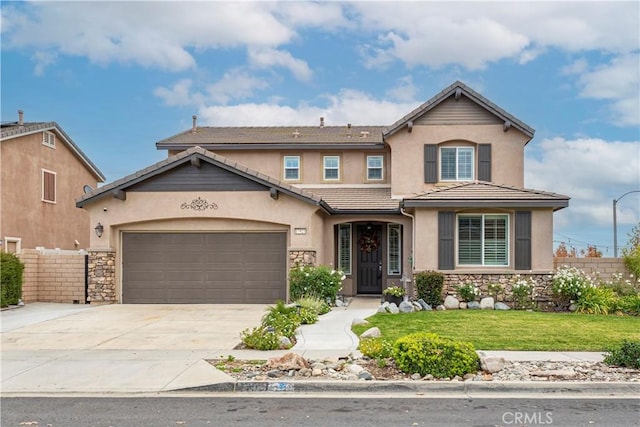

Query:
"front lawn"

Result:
[[352, 310, 640, 351]]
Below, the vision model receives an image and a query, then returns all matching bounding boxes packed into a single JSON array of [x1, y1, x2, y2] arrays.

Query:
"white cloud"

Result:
[[561, 58, 588, 75], [526, 137, 640, 229], [153, 79, 203, 107], [248, 47, 313, 81], [386, 76, 418, 102], [206, 71, 269, 105], [31, 50, 57, 76]]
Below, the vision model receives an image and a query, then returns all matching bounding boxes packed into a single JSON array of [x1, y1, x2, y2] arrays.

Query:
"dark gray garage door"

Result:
[[122, 232, 286, 304]]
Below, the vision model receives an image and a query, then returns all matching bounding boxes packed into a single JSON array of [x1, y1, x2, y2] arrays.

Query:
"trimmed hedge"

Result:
[[1, 252, 24, 307], [414, 271, 444, 307]]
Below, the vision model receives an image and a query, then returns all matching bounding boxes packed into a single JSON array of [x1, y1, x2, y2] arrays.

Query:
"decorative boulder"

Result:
[[360, 327, 381, 338], [377, 305, 388, 314], [412, 301, 422, 311], [569, 303, 578, 312], [386, 303, 400, 314], [399, 301, 415, 313], [459, 302, 468, 309], [444, 295, 460, 309], [436, 305, 446, 311], [467, 301, 481, 310], [480, 356, 506, 373], [279, 336, 292, 349], [417, 299, 432, 311], [494, 302, 511, 310], [480, 297, 495, 310], [352, 318, 369, 326], [267, 352, 310, 370]]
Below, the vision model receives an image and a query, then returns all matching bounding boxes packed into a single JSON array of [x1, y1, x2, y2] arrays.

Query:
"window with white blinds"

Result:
[[458, 214, 508, 266], [387, 223, 402, 275], [338, 224, 351, 274]]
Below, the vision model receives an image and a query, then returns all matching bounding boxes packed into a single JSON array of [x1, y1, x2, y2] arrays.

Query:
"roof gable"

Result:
[[76, 146, 330, 212], [384, 81, 534, 139], [1, 121, 105, 182]]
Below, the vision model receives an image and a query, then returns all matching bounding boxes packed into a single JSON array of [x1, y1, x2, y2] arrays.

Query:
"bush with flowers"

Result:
[[551, 266, 594, 308], [289, 264, 345, 303], [456, 282, 480, 302], [510, 275, 537, 310]]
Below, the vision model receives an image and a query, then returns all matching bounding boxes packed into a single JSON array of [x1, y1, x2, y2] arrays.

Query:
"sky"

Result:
[[1, 1, 639, 256]]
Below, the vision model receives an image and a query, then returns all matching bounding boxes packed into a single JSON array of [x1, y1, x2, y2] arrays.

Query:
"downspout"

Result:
[[400, 203, 415, 272]]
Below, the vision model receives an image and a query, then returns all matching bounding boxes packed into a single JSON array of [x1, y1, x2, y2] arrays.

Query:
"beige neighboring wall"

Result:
[[1, 132, 99, 250], [387, 124, 529, 196], [413, 208, 556, 273]]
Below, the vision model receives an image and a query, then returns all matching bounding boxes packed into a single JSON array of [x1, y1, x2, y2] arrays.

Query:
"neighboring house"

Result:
[[77, 81, 569, 304], [1, 111, 105, 253]]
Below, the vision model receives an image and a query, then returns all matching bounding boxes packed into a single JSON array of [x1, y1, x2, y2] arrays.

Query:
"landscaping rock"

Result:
[[494, 302, 511, 310], [467, 301, 480, 309], [480, 356, 506, 373], [417, 299, 432, 311], [436, 305, 446, 311], [377, 305, 388, 313], [444, 295, 460, 309], [347, 364, 364, 374], [412, 302, 422, 311], [569, 303, 578, 312], [351, 318, 369, 326], [279, 336, 292, 349], [358, 371, 373, 381], [480, 297, 495, 310], [267, 352, 310, 370], [399, 301, 414, 313], [386, 303, 400, 314], [360, 327, 381, 338], [335, 299, 344, 307], [459, 302, 468, 309], [530, 369, 578, 379]]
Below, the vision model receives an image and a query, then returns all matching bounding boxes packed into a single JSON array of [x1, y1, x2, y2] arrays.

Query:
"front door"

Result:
[[356, 224, 383, 294]]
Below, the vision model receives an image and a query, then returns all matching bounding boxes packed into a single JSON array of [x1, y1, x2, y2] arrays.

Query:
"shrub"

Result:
[[574, 286, 617, 315], [551, 266, 594, 308], [359, 337, 394, 359], [289, 265, 345, 303], [262, 300, 301, 339], [392, 332, 479, 378], [604, 340, 640, 369], [622, 224, 640, 279], [613, 295, 640, 316], [240, 326, 280, 350], [415, 271, 444, 307], [487, 283, 504, 300], [601, 273, 639, 297], [456, 283, 479, 302], [510, 275, 537, 310], [0, 252, 24, 307], [299, 307, 319, 325]]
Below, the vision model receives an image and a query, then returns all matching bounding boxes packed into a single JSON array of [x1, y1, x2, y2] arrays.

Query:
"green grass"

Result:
[[352, 310, 640, 351]]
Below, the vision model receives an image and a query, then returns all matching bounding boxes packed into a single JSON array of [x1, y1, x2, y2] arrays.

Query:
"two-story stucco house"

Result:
[[1, 111, 105, 253], [77, 81, 569, 304]]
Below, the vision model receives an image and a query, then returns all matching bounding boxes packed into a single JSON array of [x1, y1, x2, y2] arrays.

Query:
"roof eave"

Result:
[[156, 142, 385, 151], [401, 199, 569, 209]]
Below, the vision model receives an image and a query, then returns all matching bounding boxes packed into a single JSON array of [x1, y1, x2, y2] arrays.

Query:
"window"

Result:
[[283, 156, 300, 181], [42, 169, 56, 203], [323, 156, 340, 181], [3, 237, 21, 254], [42, 131, 56, 148], [367, 155, 383, 180], [387, 224, 402, 275], [441, 147, 474, 181], [338, 224, 351, 274], [458, 214, 508, 266]]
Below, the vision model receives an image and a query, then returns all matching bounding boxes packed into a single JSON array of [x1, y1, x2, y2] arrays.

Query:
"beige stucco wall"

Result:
[[81, 190, 327, 301], [386, 124, 530, 196], [1, 131, 100, 251], [412, 207, 556, 273]]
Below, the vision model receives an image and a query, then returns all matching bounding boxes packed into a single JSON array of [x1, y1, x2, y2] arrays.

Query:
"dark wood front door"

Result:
[[356, 224, 383, 294]]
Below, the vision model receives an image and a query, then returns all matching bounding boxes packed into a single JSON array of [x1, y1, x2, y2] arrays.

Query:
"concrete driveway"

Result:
[[1, 303, 270, 393]]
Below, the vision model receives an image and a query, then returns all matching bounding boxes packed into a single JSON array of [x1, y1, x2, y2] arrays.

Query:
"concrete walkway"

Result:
[[0, 300, 612, 395]]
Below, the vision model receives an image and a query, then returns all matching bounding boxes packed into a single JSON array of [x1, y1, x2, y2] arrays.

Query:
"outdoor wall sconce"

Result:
[[94, 223, 104, 238]]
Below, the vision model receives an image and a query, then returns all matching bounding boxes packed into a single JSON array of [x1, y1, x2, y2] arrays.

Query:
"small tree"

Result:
[[622, 224, 640, 279], [582, 245, 602, 258]]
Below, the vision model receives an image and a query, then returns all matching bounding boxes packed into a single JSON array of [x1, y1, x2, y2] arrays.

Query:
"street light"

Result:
[[613, 190, 640, 257]]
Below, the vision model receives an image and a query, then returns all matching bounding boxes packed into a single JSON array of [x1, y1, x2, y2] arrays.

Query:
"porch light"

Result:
[[94, 223, 104, 238]]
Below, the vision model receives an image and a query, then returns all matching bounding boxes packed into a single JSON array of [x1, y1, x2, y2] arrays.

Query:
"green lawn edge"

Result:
[[352, 310, 640, 351]]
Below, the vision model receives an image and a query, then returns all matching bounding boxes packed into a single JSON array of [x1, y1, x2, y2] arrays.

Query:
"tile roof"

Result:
[[383, 80, 535, 139], [402, 181, 569, 210], [156, 126, 386, 148], [76, 146, 329, 211], [303, 187, 400, 213], [1, 121, 105, 182]]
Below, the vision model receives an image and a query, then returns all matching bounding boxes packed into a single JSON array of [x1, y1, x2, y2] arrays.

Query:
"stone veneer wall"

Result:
[[443, 273, 554, 309], [87, 250, 116, 303], [289, 250, 317, 268], [18, 249, 86, 303]]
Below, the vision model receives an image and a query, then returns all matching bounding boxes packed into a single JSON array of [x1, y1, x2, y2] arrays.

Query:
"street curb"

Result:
[[175, 380, 640, 396]]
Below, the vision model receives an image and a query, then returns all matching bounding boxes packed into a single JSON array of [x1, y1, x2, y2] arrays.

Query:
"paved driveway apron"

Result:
[[1, 303, 266, 393]]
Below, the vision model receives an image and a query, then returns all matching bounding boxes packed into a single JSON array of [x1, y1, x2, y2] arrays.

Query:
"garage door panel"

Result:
[[123, 232, 286, 304]]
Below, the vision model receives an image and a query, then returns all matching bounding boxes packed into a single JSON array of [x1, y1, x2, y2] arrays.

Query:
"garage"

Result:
[[122, 232, 287, 304]]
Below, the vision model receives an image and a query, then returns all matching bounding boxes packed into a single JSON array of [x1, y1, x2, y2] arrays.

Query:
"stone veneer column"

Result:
[[87, 250, 116, 303], [289, 250, 317, 268]]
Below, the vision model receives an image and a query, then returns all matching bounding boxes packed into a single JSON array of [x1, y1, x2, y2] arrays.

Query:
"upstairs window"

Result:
[[323, 155, 340, 181], [367, 155, 383, 180], [441, 147, 474, 181], [42, 131, 56, 148], [458, 214, 508, 266], [42, 169, 56, 203], [283, 156, 300, 181]]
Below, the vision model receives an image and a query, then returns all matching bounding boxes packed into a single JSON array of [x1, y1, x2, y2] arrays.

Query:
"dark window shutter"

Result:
[[438, 211, 455, 270], [43, 171, 56, 202], [515, 211, 532, 270], [478, 144, 491, 182], [424, 144, 438, 183]]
